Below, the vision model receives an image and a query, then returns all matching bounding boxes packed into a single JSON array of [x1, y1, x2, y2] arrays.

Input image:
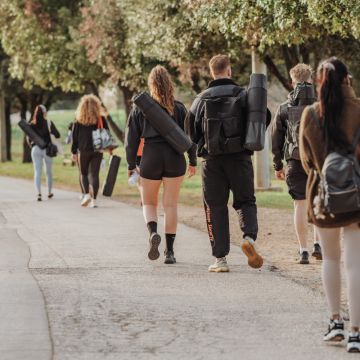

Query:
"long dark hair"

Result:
[[31, 104, 47, 127], [317, 57, 349, 151]]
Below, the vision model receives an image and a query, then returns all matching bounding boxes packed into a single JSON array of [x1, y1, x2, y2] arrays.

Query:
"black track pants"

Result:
[[78, 151, 103, 199], [202, 154, 258, 258]]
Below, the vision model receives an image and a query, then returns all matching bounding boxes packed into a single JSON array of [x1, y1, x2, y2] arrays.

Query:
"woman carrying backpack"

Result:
[[125, 65, 197, 264], [30, 105, 60, 202], [300, 57, 360, 353], [71, 95, 109, 208]]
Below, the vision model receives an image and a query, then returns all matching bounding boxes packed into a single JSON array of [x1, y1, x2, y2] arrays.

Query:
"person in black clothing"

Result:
[[29, 105, 60, 201], [186, 54, 270, 272], [125, 65, 197, 264], [71, 95, 109, 208], [271, 63, 322, 264]]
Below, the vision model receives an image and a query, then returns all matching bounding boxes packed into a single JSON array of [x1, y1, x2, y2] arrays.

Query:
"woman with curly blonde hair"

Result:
[[125, 65, 197, 264], [72, 94, 109, 208]]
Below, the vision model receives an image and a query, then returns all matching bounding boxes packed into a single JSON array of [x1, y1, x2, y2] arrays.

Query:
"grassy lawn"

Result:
[[0, 109, 292, 209]]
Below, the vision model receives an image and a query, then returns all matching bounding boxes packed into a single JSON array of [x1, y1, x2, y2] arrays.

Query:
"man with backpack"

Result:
[[271, 63, 322, 264], [185, 54, 269, 272]]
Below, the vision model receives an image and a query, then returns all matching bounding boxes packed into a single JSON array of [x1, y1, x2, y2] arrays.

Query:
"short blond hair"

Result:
[[76, 94, 103, 126], [290, 63, 313, 83], [209, 54, 231, 76]]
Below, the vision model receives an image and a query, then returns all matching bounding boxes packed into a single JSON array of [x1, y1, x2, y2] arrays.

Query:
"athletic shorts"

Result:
[[285, 159, 307, 201], [140, 141, 186, 180]]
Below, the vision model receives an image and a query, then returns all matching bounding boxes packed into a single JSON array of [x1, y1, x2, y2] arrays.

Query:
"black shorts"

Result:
[[140, 142, 186, 180], [286, 159, 307, 200]]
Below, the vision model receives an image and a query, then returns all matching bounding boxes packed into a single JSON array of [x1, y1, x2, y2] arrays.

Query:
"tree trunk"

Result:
[[106, 113, 125, 143], [263, 55, 292, 92], [0, 92, 7, 162], [5, 99, 11, 161], [120, 86, 134, 118], [94, 85, 126, 144], [190, 68, 202, 93], [251, 47, 271, 190]]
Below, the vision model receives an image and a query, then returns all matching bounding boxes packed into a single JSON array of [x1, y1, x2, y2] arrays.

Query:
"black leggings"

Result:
[[78, 151, 103, 199]]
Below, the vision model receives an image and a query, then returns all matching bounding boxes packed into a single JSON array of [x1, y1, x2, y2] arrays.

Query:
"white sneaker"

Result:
[[347, 333, 360, 353], [81, 194, 91, 207], [208, 257, 229, 272], [89, 199, 97, 208], [323, 319, 345, 342]]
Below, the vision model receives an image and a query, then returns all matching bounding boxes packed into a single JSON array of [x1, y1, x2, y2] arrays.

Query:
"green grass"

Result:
[[0, 109, 292, 209]]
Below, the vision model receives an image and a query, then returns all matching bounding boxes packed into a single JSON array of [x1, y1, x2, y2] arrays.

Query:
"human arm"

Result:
[[50, 121, 61, 139], [299, 106, 314, 175], [125, 106, 142, 172], [71, 122, 79, 156]]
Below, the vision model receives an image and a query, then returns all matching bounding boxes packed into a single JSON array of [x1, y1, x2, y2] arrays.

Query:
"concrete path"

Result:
[[0, 176, 351, 359]]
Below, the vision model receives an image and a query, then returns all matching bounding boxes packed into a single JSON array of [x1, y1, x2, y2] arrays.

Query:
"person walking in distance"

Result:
[[300, 58, 360, 352], [186, 54, 269, 272], [272, 64, 322, 264], [29, 105, 60, 201], [125, 65, 197, 264], [71, 95, 109, 208]]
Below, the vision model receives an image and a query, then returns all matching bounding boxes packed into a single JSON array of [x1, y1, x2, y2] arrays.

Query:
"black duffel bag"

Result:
[[133, 92, 193, 154]]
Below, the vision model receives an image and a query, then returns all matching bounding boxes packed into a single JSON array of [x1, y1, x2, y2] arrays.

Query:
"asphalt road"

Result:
[[0, 176, 351, 359]]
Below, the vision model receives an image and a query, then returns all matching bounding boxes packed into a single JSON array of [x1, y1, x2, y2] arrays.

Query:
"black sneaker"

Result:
[[164, 250, 176, 264], [148, 233, 161, 260], [347, 333, 360, 353], [323, 319, 345, 342], [299, 251, 309, 264], [312, 243, 323, 260], [37, 194, 42, 202]]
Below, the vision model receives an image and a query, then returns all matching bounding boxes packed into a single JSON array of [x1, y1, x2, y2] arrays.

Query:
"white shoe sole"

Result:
[[208, 267, 229, 273], [324, 329, 345, 342], [81, 198, 91, 207]]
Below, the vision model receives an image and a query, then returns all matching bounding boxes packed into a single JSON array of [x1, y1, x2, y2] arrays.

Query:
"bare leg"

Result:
[[316, 226, 342, 319], [162, 176, 184, 234], [140, 177, 162, 224], [343, 223, 360, 332], [294, 200, 308, 252]]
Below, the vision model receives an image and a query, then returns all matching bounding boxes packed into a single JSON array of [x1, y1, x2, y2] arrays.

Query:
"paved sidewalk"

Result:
[[0, 176, 350, 359]]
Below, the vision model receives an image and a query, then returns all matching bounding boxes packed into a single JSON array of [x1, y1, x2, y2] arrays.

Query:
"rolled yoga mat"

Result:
[[133, 92, 193, 154], [18, 119, 47, 149], [244, 74, 267, 151], [102, 155, 121, 197]]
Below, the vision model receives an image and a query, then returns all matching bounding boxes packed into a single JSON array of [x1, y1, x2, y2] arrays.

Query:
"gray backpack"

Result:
[[310, 107, 360, 217]]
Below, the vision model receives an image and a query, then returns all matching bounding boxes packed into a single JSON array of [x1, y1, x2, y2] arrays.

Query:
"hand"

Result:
[[72, 154, 78, 162], [128, 168, 139, 178], [275, 169, 285, 180], [187, 165, 196, 178]]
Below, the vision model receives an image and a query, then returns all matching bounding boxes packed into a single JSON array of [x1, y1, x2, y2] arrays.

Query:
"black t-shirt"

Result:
[[71, 117, 109, 154]]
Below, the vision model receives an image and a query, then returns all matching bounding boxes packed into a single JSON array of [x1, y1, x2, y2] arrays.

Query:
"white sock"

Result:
[[300, 247, 308, 254], [244, 236, 255, 245]]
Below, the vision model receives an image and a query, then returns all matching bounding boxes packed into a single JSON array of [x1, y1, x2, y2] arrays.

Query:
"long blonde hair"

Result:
[[148, 65, 175, 115], [76, 94, 103, 126]]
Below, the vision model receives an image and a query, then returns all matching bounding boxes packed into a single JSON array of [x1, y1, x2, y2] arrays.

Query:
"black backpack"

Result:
[[203, 88, 247, 155], [286, 84, 316, 160], [309, 106, 360, 218]]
